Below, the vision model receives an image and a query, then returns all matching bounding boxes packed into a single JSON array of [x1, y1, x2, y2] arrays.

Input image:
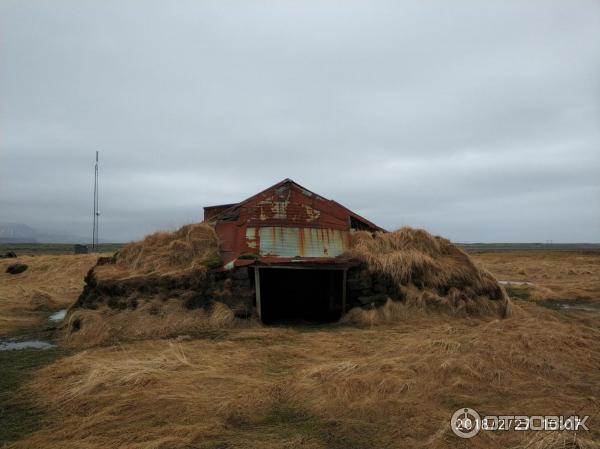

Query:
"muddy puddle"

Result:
[[499, 280, 534, 286], [538, 299, 600, 312], [0, 309, 66, 351], [0, 339, 55, 351]]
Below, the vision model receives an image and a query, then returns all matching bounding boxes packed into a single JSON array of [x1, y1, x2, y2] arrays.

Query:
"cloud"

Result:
[[1, 0, 599, 242]]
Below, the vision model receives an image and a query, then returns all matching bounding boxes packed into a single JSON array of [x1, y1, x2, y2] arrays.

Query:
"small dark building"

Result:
[[204, 179, 383, 324], [73, 244, 89, 254]]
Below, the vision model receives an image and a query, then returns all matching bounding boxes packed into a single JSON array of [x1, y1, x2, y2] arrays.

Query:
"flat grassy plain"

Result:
[[0, 243, 124, 256], [471, 250, 600, 301], [1, 249, 599, 449]]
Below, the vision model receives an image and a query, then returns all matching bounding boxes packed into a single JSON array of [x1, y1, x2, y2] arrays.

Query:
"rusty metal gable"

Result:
[[208, 179, 383, 265], [207, 179, 341, 223], [238, 183, 351, 230], [206, 178, 383, 232]]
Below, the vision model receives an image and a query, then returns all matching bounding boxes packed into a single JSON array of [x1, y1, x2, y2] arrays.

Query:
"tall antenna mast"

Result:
[[92, 151, 99, 250]]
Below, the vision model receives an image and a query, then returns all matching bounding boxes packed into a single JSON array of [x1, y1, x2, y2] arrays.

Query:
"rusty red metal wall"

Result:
[[209, 180, 381, 266]]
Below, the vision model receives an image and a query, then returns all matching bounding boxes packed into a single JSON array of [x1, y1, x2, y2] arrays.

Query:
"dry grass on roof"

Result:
[[115, 223, 220, 275], [345, 227, 509, 320]]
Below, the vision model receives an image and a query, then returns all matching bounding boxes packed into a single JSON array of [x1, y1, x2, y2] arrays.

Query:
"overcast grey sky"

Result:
[[1, 0, 599, 243]]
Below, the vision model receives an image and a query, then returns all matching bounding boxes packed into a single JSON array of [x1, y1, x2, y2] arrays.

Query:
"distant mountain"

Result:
[[0, 223, 92, 244], [0, 223, 39, 243]]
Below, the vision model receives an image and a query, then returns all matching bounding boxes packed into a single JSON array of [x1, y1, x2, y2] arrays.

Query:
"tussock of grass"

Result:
[[115, 223, 220, 275], [62, 224, 258, 347], [344, 228, 509, 321]]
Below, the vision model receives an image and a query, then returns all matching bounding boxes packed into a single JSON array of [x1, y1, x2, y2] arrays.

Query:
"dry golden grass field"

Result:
[[0, 254, 107, 335], [471, 251, 600, 301], [1, 250, 599, 449]]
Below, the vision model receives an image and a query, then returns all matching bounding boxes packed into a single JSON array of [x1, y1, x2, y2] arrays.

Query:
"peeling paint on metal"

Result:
[[271, 201, 288, 219], [246, 227, 258, 248], [208, 179, 382, 266], [303, 204, 320, 221]]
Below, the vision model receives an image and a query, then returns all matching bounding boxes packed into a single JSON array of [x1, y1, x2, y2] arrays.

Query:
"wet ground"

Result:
[[538, 299, 600, 312], [48, 309, 67, 322], [0, 339, 54, 351], [498, 280, 534, 286], [0, 309, 66, 351]]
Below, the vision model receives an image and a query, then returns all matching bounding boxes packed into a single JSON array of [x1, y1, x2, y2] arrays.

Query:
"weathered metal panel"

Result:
[[245, 227, 259, 249], [203, 203, 237, 221], [257, 226, 349, 258], [241, 183, 350, 230], [215, 221, 244, 264], [210, 179, 383, 266]]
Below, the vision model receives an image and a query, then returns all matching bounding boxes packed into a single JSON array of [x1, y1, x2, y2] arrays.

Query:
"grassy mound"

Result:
[[115, 223, 220, 275], [65, 223, 257, 346], [68, 225, 510, 345], [343, 227, 510, 322]]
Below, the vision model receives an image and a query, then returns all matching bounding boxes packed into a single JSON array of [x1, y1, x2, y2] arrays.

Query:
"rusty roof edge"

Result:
[[203, 203, 238, 210], [204, 178, 385, 231], [328, 199, 386, 232], [283, 179, 327, 201], [203, 178, 293, 222]]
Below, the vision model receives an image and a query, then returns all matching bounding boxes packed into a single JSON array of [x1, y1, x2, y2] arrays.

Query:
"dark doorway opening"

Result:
[[258, 268, 344, 324]]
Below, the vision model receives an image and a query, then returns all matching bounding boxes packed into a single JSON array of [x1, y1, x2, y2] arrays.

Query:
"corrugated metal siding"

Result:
[[208, 180, 382, 265], [254, 226, 349, 258]]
